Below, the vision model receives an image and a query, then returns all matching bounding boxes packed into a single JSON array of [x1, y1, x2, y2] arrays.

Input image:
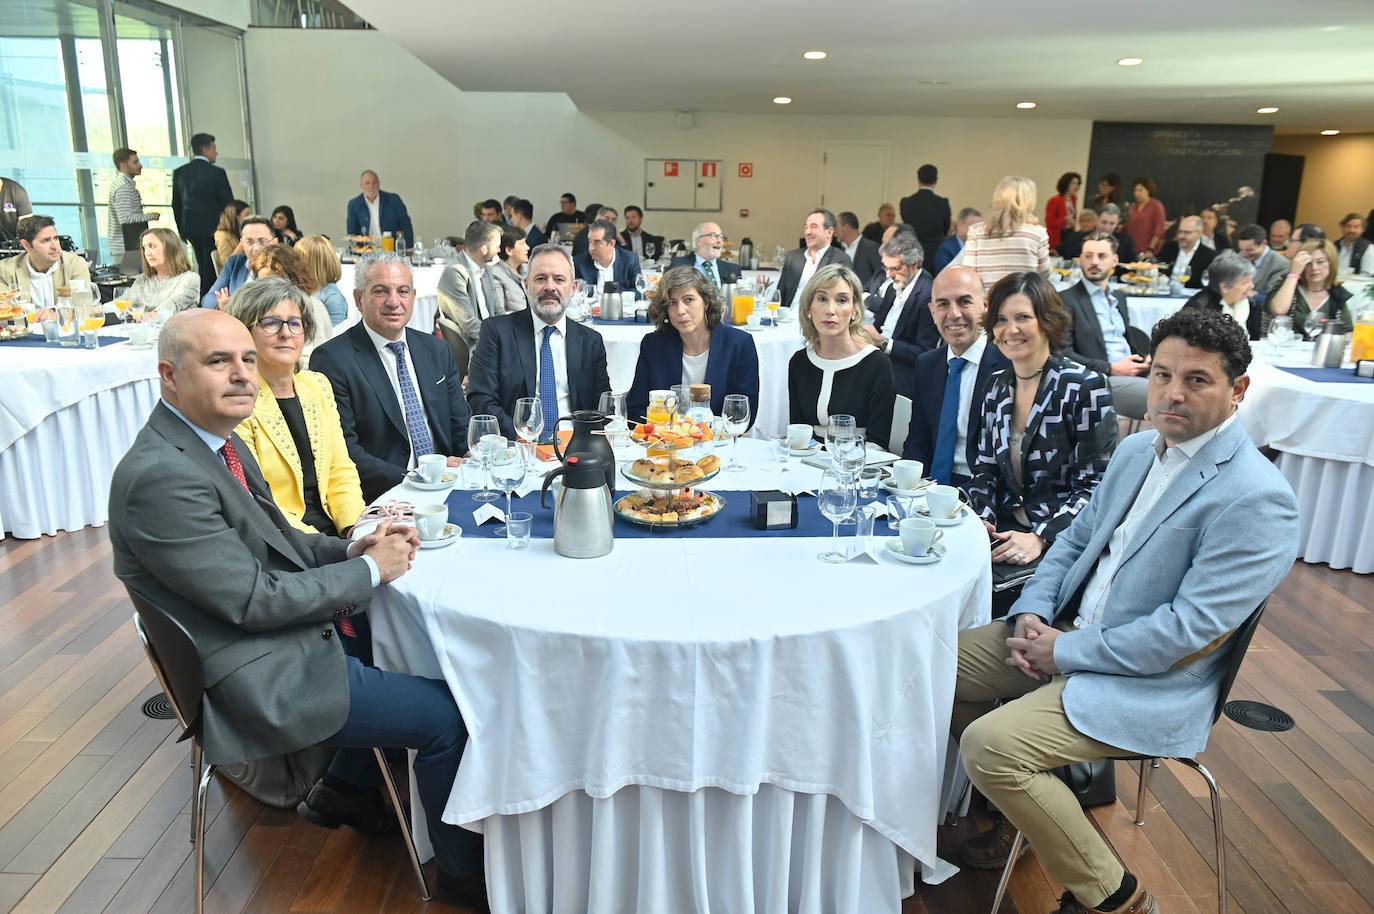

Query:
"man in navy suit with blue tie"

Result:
[[902, 265, 1009, 487]]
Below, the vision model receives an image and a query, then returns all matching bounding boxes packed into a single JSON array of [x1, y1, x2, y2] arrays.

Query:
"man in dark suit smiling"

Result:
[[309, 251, 471, 501]]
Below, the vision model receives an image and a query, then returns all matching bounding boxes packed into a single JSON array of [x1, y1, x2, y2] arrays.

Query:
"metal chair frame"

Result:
[[987, 598, 1270, 914], [130, 593, 431, 912]]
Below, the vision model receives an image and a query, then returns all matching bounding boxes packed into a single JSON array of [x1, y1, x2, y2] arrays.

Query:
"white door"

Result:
[[819, 141, 890, 223]]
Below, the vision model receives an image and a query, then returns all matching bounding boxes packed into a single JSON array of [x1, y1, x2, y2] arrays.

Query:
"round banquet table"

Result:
[[1240, 342, 1374, 573], [367, 439, 991, 913], [0, 328, 160, 539]]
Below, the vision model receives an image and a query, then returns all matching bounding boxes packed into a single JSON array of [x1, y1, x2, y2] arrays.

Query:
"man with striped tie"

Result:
[[310, 251, 472, 502], [467, 244, 612, 442]]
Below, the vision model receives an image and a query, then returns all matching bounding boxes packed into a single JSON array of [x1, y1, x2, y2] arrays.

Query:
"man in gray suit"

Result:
[[1234, 222, 1291, 313], [778, 207, 853, 309], [953, 307, 1299, 914], [109, 309, 487, 909], [437, 219, 502, 370]]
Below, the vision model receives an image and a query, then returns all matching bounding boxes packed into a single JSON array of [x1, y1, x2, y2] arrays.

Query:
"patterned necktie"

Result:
[[386, 340, 434, 458], [220, 440, 249, 491], [931, 357, 968, 486], [703, 259, 719, 289], [539, 325, 559, 440]]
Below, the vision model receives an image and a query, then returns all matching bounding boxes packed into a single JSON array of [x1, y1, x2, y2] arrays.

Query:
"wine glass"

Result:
[[488, 445, 527, 537], [635, 273, 648, 299], [598, 391, 628, 447], [467, 414, 500, 503], [826, 414, 857, 452], [830, 433, 867, 525], [818, 469, 857, 563], [513, 397, 544, 462], [721, 394, 751, 472]]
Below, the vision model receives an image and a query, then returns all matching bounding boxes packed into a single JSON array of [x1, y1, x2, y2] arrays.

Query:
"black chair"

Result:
[[989, 598, 1271, 914], [127, 588, 431, 911]]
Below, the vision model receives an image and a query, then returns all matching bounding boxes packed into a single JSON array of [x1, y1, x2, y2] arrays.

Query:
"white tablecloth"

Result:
[[369, 440, 991, 912], [1124, 295, 1189, 333], [335, 262, 443, 335], [1241, 353, 1374, 573], [595, 318, 804, 439], [0, 332, 160, 538]]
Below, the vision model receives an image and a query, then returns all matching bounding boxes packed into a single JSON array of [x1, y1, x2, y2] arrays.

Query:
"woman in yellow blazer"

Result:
[[224, 276, 366, 536]]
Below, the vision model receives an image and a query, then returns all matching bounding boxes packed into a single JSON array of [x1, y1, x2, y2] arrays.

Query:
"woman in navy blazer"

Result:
[[627, 266, 759, 424], [967, 272, 1116, 568]]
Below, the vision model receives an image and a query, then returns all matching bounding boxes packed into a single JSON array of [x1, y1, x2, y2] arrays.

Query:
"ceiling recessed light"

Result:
[[1116, 57, 1144, 66], [772, 96, 792, 105], [1016, 102, 1037, 110], [1321, 129, 1341, 136], [802, 50, 827, 61], [1256, 106, 1279, 114]]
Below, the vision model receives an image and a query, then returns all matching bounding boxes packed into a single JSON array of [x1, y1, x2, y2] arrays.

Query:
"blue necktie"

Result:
[[539, 325, 559, 440], [386, 340, 434, 458], [930, 356, 967, 485]]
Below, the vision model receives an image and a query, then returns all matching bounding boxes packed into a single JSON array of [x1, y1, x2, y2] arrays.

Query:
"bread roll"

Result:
[[696, 454, 721, 474], [674, 464, 705, 483], [649, 467, 674, 484], [630, 458, 656, 478]]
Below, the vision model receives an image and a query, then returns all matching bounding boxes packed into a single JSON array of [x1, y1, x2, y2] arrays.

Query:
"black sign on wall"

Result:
[[1086, 122, 1274, 230]]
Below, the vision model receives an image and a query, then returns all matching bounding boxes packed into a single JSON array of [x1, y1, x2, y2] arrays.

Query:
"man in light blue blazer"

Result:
[[954, 307, 1299, 914], [201, 216, 275, 308]]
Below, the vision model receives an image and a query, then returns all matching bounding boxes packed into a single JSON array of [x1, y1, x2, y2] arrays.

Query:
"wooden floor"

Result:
[[1, 526, 1371, 914]]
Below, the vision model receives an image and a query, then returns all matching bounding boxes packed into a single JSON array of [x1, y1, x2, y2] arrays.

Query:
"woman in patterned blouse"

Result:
[[967, 271, 1117, 571]]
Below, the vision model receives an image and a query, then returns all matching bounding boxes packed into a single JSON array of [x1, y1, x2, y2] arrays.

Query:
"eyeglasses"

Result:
[[243, 237, 273, 249], [698, 232, 724, 240], [257, 316, 305, 336]]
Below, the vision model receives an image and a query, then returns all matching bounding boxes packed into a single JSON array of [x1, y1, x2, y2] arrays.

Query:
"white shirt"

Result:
[[365, 194, 381, 238], [27, 256, 59, 310], [1221, 297, 1250, 334], [532, 314, 572, 419], [1074, 413, 1238, 628], [626, 230, 644, 258], [361, 321, 430, 469], [594, 249, 617, 293], [681, 349, 710, 388], [1337, 238, 1374, 275], [789, 248, 826, 308], [947, 335, 988, 479], [460, 251, 490, 319], [880, 272, 922, 344], [1174, 241, 1199, 279], [842, 238, 860, 262]]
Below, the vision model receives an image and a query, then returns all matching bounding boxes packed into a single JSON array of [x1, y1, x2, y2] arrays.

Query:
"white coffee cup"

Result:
[[892, 459, 924, 489], [414, 504, 449, 541], [786, 423, 812, 449], [128, 323, 152, 345], [927, 484, 962, 520], [899, 516, 943, 556], [746, 313, 762, 329], [418, 453, 447, 483]]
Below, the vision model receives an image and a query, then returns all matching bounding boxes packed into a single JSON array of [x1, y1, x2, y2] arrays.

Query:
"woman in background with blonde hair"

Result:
[[294, 234, 349, 326], [962, 175, 1051, 287], [129, 227, 200, 311]]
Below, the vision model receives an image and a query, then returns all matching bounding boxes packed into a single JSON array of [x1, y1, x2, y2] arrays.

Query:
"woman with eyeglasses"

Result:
[[223, 276, 366, 537]]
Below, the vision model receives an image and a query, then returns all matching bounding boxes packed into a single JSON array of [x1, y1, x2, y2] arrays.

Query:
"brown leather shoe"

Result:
[[959, 815, 1029, 869], [1051, 886, 1159, 914]]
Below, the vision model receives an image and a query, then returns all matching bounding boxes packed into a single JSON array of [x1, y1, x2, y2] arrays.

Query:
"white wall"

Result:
[[1272, 132, 1374, 234], [162, 0, 250, 30], [244, 28, 1093, 252]]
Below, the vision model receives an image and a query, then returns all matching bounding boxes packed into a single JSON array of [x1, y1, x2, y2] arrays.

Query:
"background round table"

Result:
[[367, 439, 991, 913]]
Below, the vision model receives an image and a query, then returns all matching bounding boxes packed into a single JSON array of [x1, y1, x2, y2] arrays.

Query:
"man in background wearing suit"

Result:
[[310, 251, 471, 502], [570, 206, 618, 258], [668, 221, 742, 290], [172, 132, 233, 294], [1158, 215, 1214, 290], [436, 220, 502, 367], [899, 164, 951, 270], [511, 198, 546, 249], [1094, 205, 1137, 265], [1061, 233, 1151, 418], [109, 308, 488, 908], [620, 205, 664, 262], [953, 307, 1299, 914], [345, 170, 415, 245], [932, 206, 983, 275], [779, 208, 852, 309], [1234, 223, 1291, 327], [201, 215, 275, 308], [835, 211, 883, 286], [467, 244, 611, 441], [860, 232, 938, 399], [573, 219, 643, 296], [902, 266, 1009, 486]]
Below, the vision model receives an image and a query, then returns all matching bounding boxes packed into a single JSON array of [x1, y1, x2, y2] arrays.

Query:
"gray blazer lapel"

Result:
[[349, 325, 408, 439]]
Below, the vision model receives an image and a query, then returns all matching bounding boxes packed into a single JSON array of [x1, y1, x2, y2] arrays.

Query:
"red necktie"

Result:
[[222, 439, 356, 637]]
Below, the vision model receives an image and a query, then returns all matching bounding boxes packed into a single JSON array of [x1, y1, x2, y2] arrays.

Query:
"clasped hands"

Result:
[[348, 520, 421, 583], [1006, 613, 1060, 682]]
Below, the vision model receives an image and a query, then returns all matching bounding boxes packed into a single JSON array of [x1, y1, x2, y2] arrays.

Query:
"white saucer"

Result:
[[788, 440, 822, 456], [932, 504, 972, 526], [885, 539, 946, 565], [742, 324, 767, 333], [404, 472, 457, 491], [418, 523, 461, 548], [880, 477, 933, 496]]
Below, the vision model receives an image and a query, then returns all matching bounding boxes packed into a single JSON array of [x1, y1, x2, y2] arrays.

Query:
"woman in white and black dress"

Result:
[[787, 263, 896, 450]]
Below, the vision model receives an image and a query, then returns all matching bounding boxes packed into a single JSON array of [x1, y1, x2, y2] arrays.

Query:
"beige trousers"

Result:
[[954, 619, 1127, 908]]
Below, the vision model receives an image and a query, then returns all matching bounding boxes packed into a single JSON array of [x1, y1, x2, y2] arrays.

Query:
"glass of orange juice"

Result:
[[113, 298, 133, 323], [79, 303, 105, 349], [765, 299, 781, 326], [731, 294, 753, 325]]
